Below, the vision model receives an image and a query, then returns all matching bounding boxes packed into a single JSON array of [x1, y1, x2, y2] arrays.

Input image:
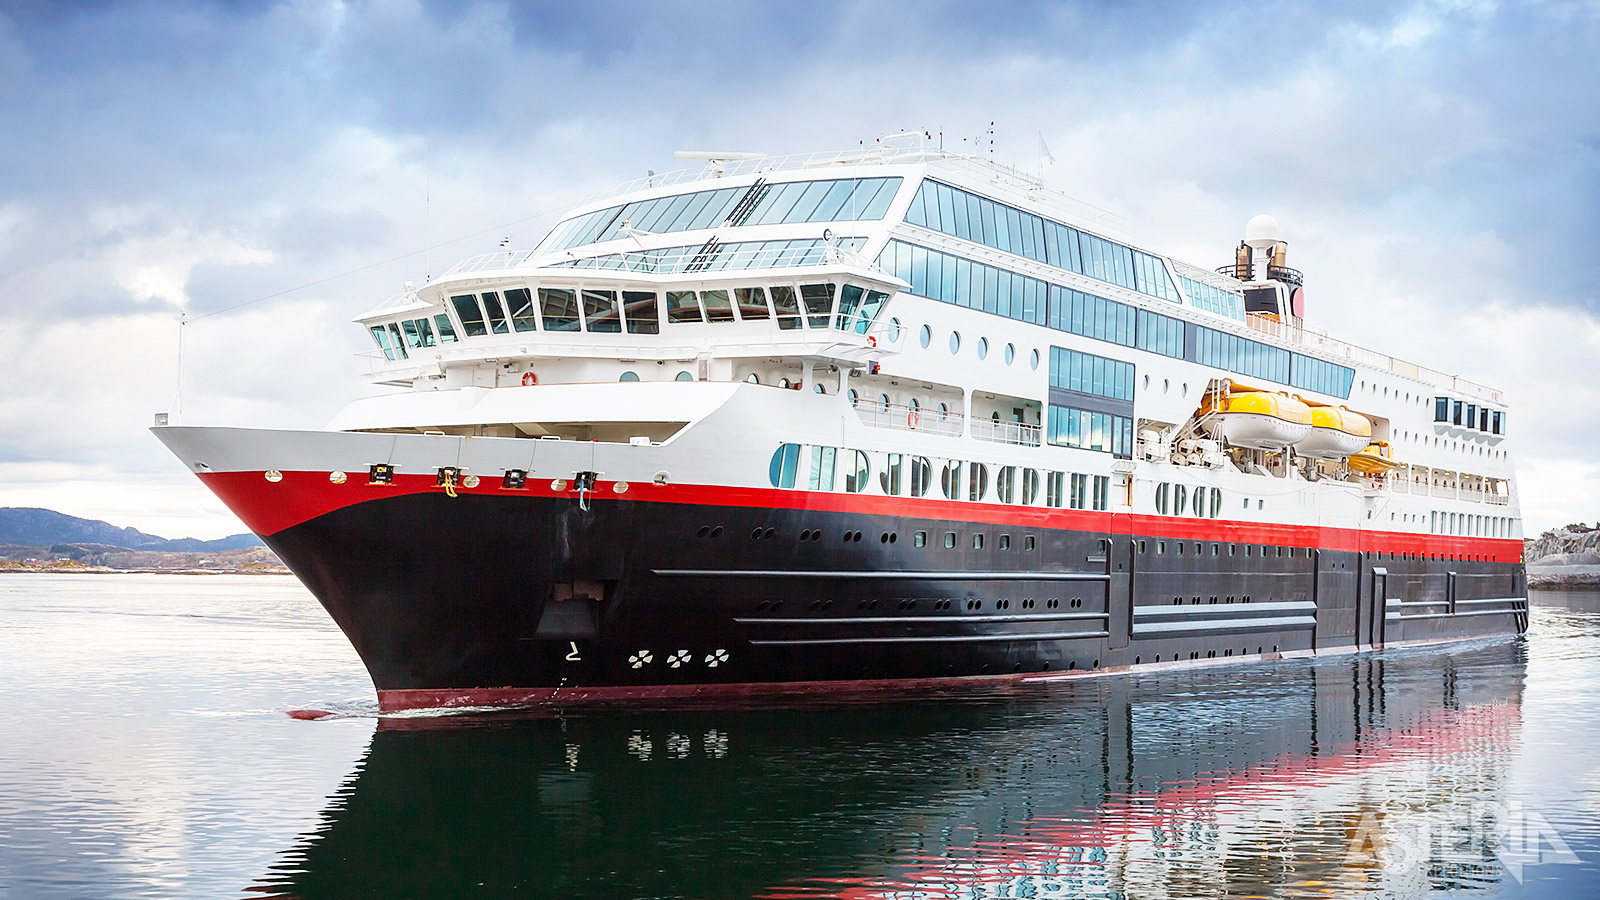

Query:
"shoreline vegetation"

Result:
[[0, 543, 288, 575]]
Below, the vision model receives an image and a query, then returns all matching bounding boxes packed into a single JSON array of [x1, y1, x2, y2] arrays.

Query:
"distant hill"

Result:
[[0, 508, 262, 552]]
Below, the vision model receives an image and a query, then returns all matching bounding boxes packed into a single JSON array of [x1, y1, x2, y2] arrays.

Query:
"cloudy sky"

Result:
[[0, 0, 1595, 538]]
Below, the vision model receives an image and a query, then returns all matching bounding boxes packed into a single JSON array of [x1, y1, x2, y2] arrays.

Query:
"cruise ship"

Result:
[[154, 134, 1528, 711]]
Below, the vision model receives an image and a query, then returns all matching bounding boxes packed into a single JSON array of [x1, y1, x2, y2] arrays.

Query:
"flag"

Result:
[[1038, 132, 1056, 166]]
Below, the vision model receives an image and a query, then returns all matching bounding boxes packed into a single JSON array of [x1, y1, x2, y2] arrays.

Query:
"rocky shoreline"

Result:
[[1526, 525, 1600, 589]]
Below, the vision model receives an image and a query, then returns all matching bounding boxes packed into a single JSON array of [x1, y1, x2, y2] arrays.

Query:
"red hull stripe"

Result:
[[200, 470, 1524, 562], [372, 633, 1509, 712]]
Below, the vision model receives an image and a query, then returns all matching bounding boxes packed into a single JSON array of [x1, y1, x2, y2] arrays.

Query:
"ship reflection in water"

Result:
[[247, 639, 1551, 899]]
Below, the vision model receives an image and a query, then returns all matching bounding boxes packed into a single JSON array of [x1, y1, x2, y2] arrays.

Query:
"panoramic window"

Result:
[[941, 460, 963, 500], [808, 446, 837, 491], [1071, 473, 1088, 510], [880, 452, 904, 496], [1021, 468, 1040, 505], [909, 456, 933, 498], [995, 466, 1016, 504], [968, 462, 989, 502], [1046, 471, 1064, 508], [768, 444, 801, 489]]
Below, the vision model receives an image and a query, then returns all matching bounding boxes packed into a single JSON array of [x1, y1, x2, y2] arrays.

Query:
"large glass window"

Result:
[[481, 291, 510, 334], [844, 450, 870, 493], [538, 287, 580, 332], [800, 283, 834, 329], [1047, 471, 1064, 508], [909, 456, 933, 498], [996, 466, 1017, 504], [808, 446, 837, 491], [968, 463, 989, 502], [699, 289, 735, 324], [1093, 475, 1109, 511], [665, 290, 703, 324], [1071, 473, 1087, 509], [582, 289, 621, 333], [735, 287, 770, 320], [1048, 405, 1134, 457], [370, 325, 398, 361], [771, 286, 803, 330], [769, 444, 801, 489], [505, 288, 538, 332], [623, 291, 658, 334], [1435, 397, 1450, 422], [941, 460, 963, 500], [1050, 346, 1134, 401], [880, 453, 903, 496], [450, 294, 487, 337], [432, 314, 458, 343]]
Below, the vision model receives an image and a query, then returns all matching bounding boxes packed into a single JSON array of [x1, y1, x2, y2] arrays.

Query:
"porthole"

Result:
[[1143, 374, 1150, 390], [745, 373, 759, 384], [848, 388, 859, 405], [1181, 383, 1188, 398], [919, 324, 932, 348], [620, 371, 640, 382], [813, 383, 826, 394], [1029, 348, 1040, 370], [949, 331, 961, 354], [977, 337, 989, 360], [1162, 379, 1170, 394], [888, 317, 904, 342], [675, 371, 695, 382], [1004, 343, 1015, 365]]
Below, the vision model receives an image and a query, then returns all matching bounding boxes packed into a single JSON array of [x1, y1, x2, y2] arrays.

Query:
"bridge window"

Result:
[[665, 290, 703, 324], [771, 285, 803, 330], [432, 314, 458, 343], [699, 289, 735, 323], [481, 291, 510, 334], [735, 287, 770, 320], [539, 287, 580, 332], [800, 283, 835, 329], [623, 291, 659, 334], [450, 294, 487, 337], [836, 284, 865, 330], [506, 288, 538, 332], [369, 325, 399, 361], [583, 289, 622, 333]]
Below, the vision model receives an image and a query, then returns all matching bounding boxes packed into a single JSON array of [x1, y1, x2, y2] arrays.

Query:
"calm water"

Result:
[[1, 574, 1597, 899]]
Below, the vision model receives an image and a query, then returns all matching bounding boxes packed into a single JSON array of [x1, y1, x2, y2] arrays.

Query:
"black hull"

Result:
[[262, 492, 1528, 708]]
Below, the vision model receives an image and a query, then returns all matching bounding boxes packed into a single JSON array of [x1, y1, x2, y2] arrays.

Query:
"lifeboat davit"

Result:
[[1297, 406, 1373, 459], [1348, 440, 1402, 474], [1201, 391, 1313, 450]]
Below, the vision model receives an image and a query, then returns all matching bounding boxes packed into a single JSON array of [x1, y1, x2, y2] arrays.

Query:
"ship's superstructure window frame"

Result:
[[539, 176, 903, 254], [505, 288, 538, 332], [451, 294, 488, 337], [623, 291, 659, 334], [904, 178, 1180, 302], [539, 287, 581, 332]]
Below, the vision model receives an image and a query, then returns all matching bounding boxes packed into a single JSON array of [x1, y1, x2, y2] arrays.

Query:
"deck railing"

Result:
[[970, 417, 1043, 448], [852, 401, 964, 438]]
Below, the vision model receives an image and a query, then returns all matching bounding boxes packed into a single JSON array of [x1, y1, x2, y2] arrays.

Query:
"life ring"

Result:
[[521, 372, 537, 386], [867, 335, 878, 349], [907, 408, 920, 429]]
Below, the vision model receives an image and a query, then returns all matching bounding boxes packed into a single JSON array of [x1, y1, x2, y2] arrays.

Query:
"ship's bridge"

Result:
[[354, 252, 907, 388]]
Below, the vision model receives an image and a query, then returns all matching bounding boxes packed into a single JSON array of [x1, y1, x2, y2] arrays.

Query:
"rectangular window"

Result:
[[665, 290, 703, 324], [1024, 535, 1035, 551], [582, 289, 622, 333], [914, 530, 927, 548], [432, 314, 458, 343], [1070, 473, 1087, 509], [1092, 475, 1109, 511], [538, 287, 580, 331], [699, 289, 735, 323], [399, 319, 423, 348], [881, 453, 903, 496], [1466, 404, 1478, 430], [623, 291, 659, 334], [480, 291, 510, 334], [369, 325, 397, 360], [808, 445, 837, 491], [450, 294, 488, 337], [973, 533, 985, 550], [1492, 411, 1503, 435], [735, 287, 770, 320], [505, 288, 538, 332], [944, 532, 956, 549], [999, 534, 1011, 551], [1453, 401, 1464, 425], [1046, 471, 1064, 508], [800, 283, 835, 329], [771, 285, 803, 330]]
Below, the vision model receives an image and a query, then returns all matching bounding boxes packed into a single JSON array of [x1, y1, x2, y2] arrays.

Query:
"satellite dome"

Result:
[[1244, 214, 1280, 250]]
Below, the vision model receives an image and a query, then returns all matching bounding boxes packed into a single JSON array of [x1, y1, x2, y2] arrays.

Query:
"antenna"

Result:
[[673, 150, 766, 177], [172, 310, 187, 425], [424, 172, 431, 283]]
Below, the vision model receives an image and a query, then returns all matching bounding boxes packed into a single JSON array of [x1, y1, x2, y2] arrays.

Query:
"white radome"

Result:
[[1244, 214, 1280, 250]]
